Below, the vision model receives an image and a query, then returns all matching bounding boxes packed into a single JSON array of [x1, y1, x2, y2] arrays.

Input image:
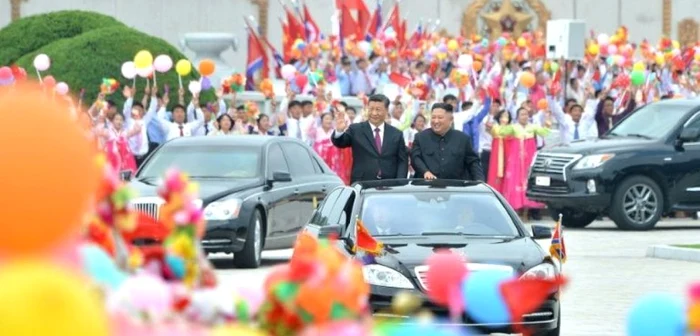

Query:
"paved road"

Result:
[[212, 218, 700, 335]]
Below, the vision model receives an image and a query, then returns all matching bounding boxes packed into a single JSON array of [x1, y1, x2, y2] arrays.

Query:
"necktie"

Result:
[[374, 127, 382, 153], [179, 125, 184, 137], [364, 71, 371, 92], [296, 120, 302, 139], [608, 118, 613, 130], [573, 123, 580, 140], [205, 124, 209, 135]]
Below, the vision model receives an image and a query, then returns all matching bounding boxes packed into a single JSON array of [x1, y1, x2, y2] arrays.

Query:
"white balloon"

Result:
[[358, 41, 372, 55], [281, 64, 297, 80], [188, 81, 201, 94], [121, 61, 137, 79], [136, 65, 153, 78], [457, 54, 473, 69], [33, 54, 51, 71]]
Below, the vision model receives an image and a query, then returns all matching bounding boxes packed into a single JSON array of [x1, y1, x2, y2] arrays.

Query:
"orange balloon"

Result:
[[537, 98, 548, 110], [198, 59, 216, 77], [520, 71, 536, 88], [472, 60, 483, 72], [0, 81, 99, 256]]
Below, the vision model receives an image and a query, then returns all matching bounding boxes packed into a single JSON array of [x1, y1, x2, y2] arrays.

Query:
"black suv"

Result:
[[527, 99, 700, 230]]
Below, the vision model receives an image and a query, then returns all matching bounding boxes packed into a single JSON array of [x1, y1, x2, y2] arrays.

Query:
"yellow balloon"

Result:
[[0, 260, 109, 336], [633, 62, 645, 72], [655, 54, 665, 65], [588, 44, 600, 55], [672, 40, 680, 50], [175, 59, 192, 76], [133, 50, 153, 69], [447, 39, 459, 51], [212, 324, 267, 336], [517, 37, 527, 48], [695, 53, 700, 62]]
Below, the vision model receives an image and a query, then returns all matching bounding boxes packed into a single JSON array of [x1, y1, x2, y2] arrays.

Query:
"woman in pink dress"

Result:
[[98, 112, 142, 176], [492, 107, 551, 217], [307, 112, 351, 185], [487, 110, 512, 194]]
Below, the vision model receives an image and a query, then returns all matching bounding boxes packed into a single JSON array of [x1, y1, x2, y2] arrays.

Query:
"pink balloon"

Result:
[[281, 64, 296, 80], [425, 250, 468, 306], [0, 66, 12, 80], [153, 55, 173, 73], [295, 73, 308, 89], [607, 44, 618, 55], [43, 75, 56, 87], [55, 82, 69, 95]]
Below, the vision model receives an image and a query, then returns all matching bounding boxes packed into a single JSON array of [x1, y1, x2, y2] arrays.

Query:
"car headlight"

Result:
[[520, 263, 557, 280], [204, 199, 241, 220], [362, 264, 414, 289], [573, 154, 615, 170]]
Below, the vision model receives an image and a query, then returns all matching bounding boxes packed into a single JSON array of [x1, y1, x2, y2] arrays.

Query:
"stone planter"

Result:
[[180, 32, 238, 88]]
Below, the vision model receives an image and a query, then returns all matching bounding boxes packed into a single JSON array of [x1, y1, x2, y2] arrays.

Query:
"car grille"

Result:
[[131, 197, 166, 219], [528, 178, 570, 194], [414, 264, 514, 291], [530, 152, 580, 180]]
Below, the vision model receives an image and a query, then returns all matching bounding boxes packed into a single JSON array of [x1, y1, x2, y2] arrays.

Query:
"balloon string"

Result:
[[36, 69, 43, 84], [153, 72, 157, 88], [132, 77, 136, 90], [178, 75, 183, 89]]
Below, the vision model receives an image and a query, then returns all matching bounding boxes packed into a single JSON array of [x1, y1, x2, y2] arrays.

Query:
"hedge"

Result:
[[0, 10, 125, 65], [15, 25, 215, 108]]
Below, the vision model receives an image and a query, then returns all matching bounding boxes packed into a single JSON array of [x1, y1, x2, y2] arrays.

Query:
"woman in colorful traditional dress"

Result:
[[487, 110, 513, 194], [98, 112, 142, 176], [307, 112, 351, 184], [492, 107, 552, 218]]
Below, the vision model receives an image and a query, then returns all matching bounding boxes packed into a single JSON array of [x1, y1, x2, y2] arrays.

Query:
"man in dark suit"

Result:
[[332, 94, 408, 184], [411, 103, 485, 181]]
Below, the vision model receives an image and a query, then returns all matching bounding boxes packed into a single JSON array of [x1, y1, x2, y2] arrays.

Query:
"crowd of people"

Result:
[[82, 24, 700, 220]]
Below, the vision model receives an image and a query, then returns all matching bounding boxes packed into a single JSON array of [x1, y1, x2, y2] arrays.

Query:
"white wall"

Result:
[[0, 0, 690, 73]]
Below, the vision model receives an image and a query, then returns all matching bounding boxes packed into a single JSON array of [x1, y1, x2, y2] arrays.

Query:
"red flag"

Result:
[[366, 4, 381, 38], [335, 0, 361, 10], [383, 3, 401, 35], [353, 219, 383, 255], [340, 3, 361, 42], [500, 276, 567, 330], [280, 18, 294, 62], [400, 20, 407, 48], [356, 0, 371, 37], [286, 7, 305, 42], [302, 3, 321, 42], [389, 72, 412, 87]]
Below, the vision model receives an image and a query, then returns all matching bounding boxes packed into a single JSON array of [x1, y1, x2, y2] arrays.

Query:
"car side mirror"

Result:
[[120, 170, 133, 181], [679, 127, 700, 143], [531, 224, 552, 239], [318, 224, 343, 239], [271, 171, 292, 182]]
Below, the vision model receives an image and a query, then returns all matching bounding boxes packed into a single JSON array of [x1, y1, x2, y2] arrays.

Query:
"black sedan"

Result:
[[302, 179, 561, 336], [127, 136, 344, 268]]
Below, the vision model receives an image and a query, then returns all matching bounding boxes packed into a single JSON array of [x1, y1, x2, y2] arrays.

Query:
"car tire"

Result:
[[233, 210, 264, 269], [609, 176, 664, 231], [549, 208, 598, 229]]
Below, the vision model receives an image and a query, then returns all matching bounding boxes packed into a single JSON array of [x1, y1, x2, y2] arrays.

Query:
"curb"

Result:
[[646, 245, 700, 263]]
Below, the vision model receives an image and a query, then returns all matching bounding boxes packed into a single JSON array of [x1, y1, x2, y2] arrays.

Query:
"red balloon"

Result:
[[425, 250, 468, 306], [295, 73, 308, 89], [0, 67, 12, 80], [43, 75, 56, 87]]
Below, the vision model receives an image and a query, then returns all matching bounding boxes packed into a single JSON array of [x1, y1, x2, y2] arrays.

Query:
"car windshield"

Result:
[[137, 145, 260, 179], [608, 103, 689, 139], [359, 192, 519, 237]]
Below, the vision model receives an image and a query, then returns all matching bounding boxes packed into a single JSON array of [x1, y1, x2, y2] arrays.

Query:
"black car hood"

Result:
[[373, 236, 546, 275], [129, 178, 262, 202], [544, 136, 657, 155]]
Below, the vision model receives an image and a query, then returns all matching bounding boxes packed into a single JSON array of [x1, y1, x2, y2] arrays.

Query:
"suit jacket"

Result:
[[410, 128, 485, 181], [331, 121, 408, 184]]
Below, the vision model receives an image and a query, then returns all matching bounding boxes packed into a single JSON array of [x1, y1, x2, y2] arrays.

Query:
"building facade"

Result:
[[0, 0, 696, 72]]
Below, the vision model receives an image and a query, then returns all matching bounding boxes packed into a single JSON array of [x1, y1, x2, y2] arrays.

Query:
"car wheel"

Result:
[[233, 210, 263, 268], [548, 208, 598, 228], [609, 176, 664, 231]]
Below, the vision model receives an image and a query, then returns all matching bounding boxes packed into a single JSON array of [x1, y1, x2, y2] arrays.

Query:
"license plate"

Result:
[[535, 176, 551, 186]]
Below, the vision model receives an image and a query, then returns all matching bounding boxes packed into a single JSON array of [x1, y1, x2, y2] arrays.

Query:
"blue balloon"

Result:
[[463, 269, 513, 326], [627, 293, 685, 336], [79, 244, 127, 289], [383, 322, 473, 336], [166, 254, 186, 279]]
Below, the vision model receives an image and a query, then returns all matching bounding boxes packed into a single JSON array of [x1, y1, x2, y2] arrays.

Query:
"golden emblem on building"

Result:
[[461, 0, 551, 40], [678, 18, 699, 47]]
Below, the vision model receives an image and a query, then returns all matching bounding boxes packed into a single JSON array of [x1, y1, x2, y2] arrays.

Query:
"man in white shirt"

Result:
[[548, 97, 597, 144], [123, 87, 159, 166], [190, 91, 227, 136], [157, 94, 205, 141]]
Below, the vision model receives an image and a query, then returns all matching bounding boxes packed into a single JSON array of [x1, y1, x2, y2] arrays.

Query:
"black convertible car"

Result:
[[127, 136, 343, 268], [302, 179, 561, 336]]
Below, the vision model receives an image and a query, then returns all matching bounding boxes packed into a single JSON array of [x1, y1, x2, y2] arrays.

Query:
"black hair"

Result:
[[288, 101, 302, 109], [603, 96, 615, 103], [106, 100, 117, 108], [339, 101, 348, 108], [301, 100, 313, 107], [236, 105, 245, 111], [431, 102, 454, 113], [569, 77, 578, 86], [570, 104, 584, 112], [257, 114, 269, 124], [412, 113, 426, 128], [346, 106, 356, 113], [565, 98, 578, 106], [200, 103, 208, 109], [112, 112, 125, 120], [515, 107, 529, 117], [320, 112, 333, 121], [415, 61, 425, 68], [340, 56, 351, 65], [494, 110, 511, 124], [217, 114, 235, 131], [493, 98, 502, 106], [442, 94, 458, 103], [368, 94, 390, 109], [172, 104, 186, 112], [461, 101, 473, 111], [132, 102, 144, 110]]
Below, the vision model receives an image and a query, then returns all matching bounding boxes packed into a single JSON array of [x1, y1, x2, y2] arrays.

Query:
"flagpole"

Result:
[[558, 213, 564, 272]]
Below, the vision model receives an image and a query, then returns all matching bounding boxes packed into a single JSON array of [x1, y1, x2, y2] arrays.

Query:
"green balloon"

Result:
[[630, 70, 645, 86]]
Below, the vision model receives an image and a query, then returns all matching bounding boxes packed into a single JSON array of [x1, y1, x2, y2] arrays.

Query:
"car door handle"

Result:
[[294, 189, 300, 195], [321, 187, 327, 192]]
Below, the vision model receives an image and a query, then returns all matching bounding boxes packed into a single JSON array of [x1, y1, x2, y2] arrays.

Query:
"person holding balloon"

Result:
[[191, 89, 228, 137], [96, 111, 142, 176], [122, 86, 159, 166]]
